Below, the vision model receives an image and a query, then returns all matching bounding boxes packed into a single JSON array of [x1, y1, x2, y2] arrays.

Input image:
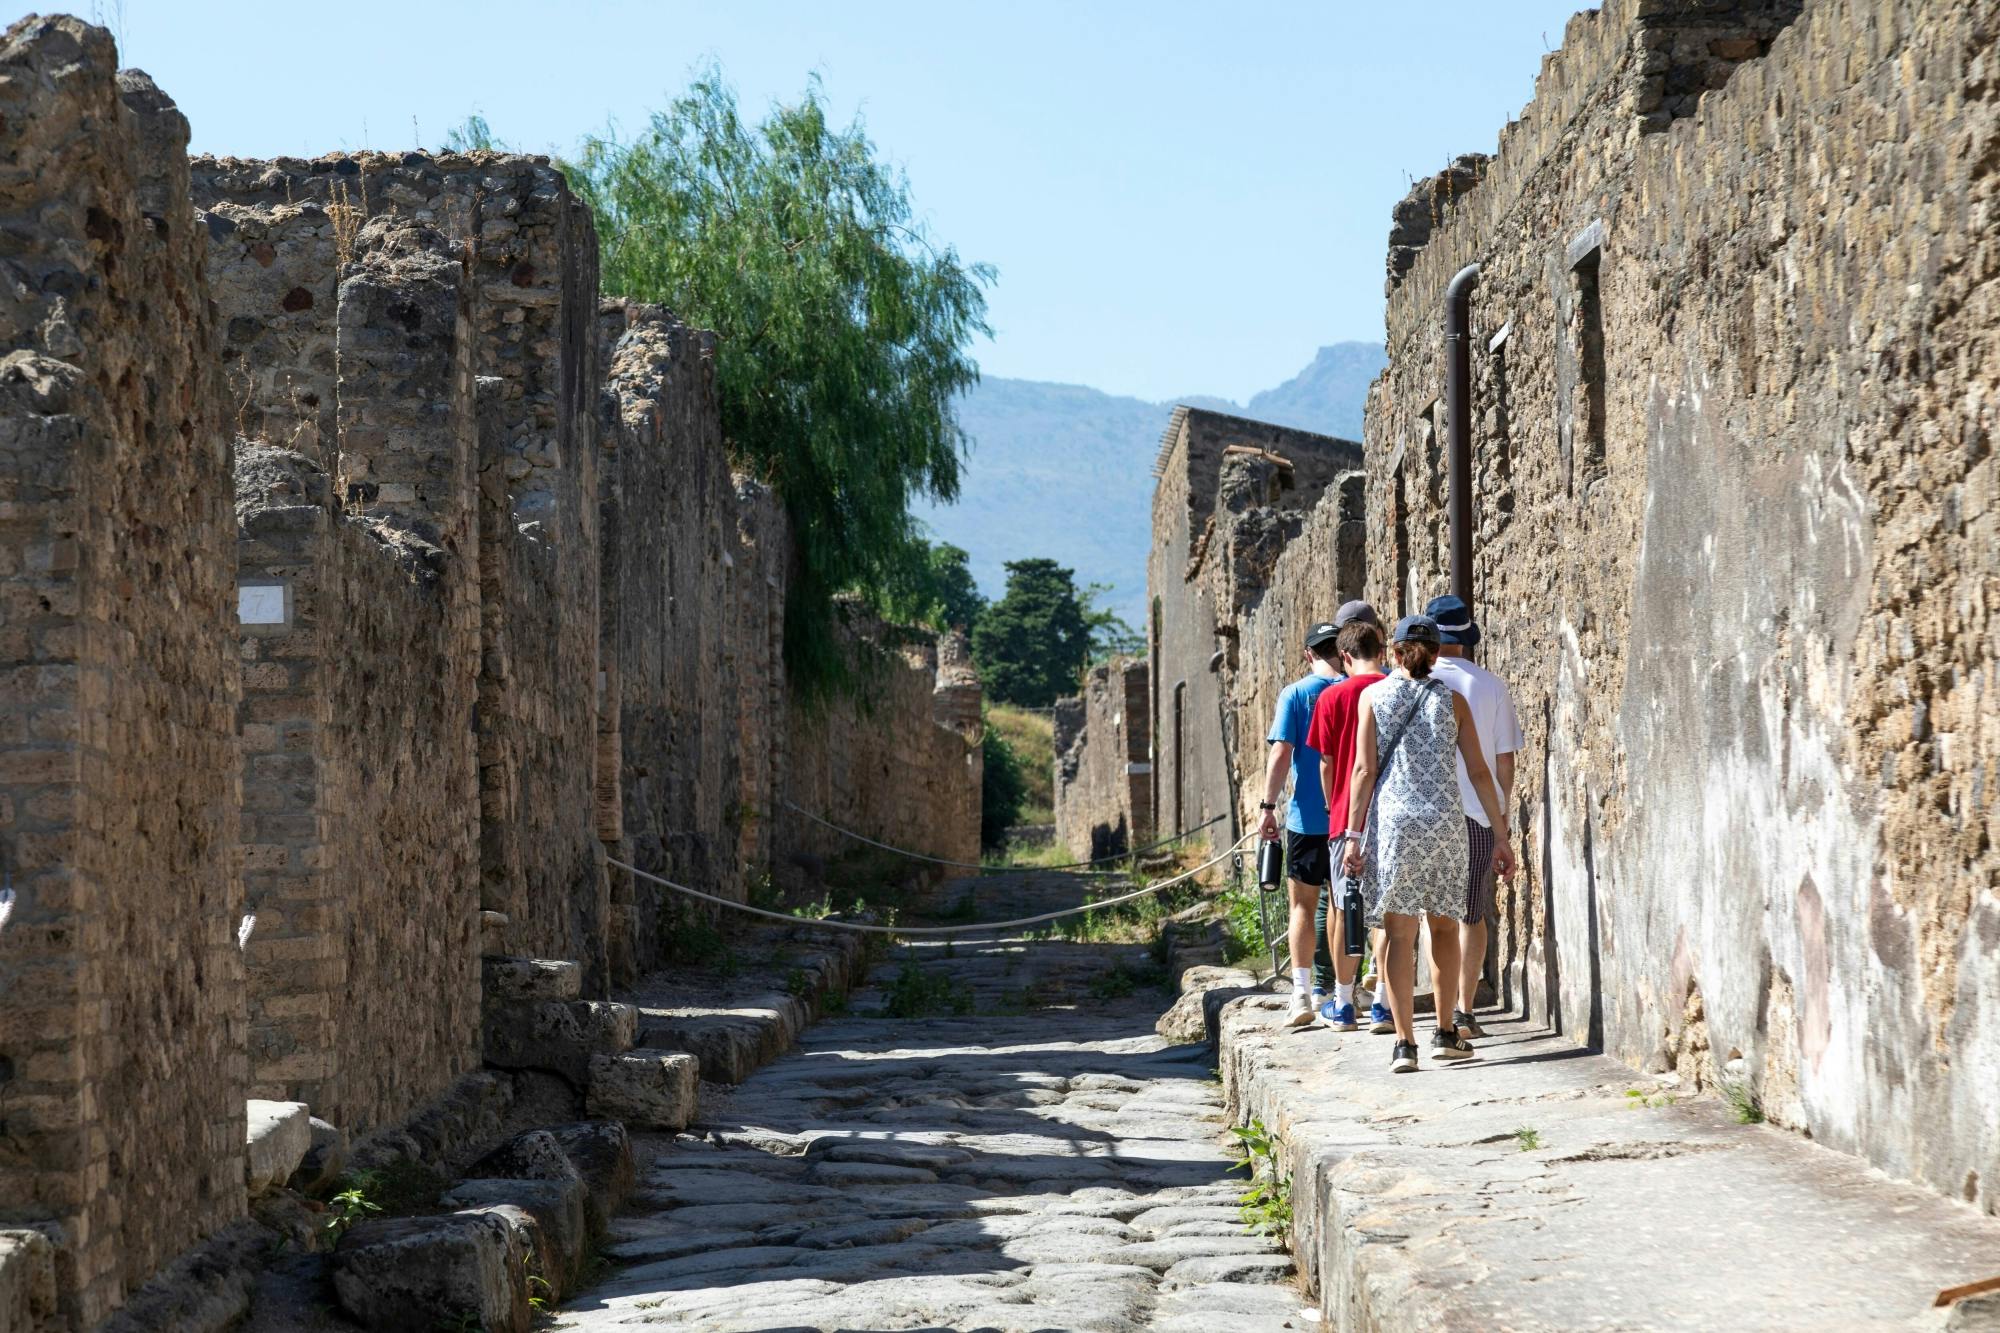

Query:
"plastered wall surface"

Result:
[[1365, 0, 1997, 1210], [1054, 659, 1152, 861]]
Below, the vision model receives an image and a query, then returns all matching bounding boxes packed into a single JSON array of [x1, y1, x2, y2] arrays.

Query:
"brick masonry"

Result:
[[0, 19, 243, 1328], [0, 24, 985, 1328], [1053, 658, 1152, 861], [1361, 0, 1995, 1209]]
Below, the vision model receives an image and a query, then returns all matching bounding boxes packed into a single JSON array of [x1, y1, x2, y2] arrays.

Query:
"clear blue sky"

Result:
[[102, 0, 1590, 403]]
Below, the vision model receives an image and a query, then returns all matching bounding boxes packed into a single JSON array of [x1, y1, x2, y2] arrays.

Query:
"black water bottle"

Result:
[[1257, 838, 1284, 891], [1340, 871, 1366, 956]]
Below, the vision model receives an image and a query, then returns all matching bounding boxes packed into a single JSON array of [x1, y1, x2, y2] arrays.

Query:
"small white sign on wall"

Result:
[[238, 581, 288, 626]]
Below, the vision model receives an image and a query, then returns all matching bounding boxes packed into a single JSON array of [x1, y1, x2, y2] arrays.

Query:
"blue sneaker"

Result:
[[1369, 1001, 1396, 1035], [1328, 1002, 1358, 1032], [1318, 996, 1339, 1022]]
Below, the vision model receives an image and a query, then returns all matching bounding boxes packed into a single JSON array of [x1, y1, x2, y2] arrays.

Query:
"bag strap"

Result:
[[1352, 679, 1433, 838]]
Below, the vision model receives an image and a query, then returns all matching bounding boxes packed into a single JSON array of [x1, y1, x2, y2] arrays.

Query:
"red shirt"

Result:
[[1305, 672, 1385, 834]]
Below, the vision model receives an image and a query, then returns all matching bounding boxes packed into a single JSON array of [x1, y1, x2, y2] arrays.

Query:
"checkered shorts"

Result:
[[1463, 818, 1497, 925]]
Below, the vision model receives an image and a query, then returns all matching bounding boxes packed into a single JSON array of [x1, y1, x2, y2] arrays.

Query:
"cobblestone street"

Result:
[[553, 872, 1312, 1332]]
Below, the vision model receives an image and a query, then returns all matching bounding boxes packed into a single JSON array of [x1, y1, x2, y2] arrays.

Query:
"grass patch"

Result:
[[1220, 878, 1272, 966], [883, 958, 975, 1018], [1722, 1078, 1765, 1124], [1625, 1087, 1670, 1110], [988, 704, 1054, 814], [1085, 959, 1169, 1001]]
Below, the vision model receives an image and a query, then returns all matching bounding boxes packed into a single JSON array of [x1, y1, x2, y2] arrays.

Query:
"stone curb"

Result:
[[1212, 993, 2000, 1331]]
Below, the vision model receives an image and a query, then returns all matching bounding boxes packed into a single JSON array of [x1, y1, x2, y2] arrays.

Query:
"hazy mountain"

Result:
[[913, 341, 1381, 631]]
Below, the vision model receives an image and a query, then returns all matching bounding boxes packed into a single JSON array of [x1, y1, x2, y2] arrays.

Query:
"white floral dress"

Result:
[[1359, 675, 1469, 924]]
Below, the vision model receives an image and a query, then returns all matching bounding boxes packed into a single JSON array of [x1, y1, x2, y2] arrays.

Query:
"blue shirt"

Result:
[[1268, 671, 1338, 834]]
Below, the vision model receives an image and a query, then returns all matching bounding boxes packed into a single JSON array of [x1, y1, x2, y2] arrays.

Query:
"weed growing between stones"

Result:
[[1723, 1078, 1766, 1124], [319, 1180, 380, 1245], [1514, 1126, 1544, 1151], [1086, 959, 1170, 1001], [883, 958, 975, 1018], [1231, 1118, 1293, 1238], [1220, 879, 1269, 965], [1626, 1087, 1670, 1110], [785, 967, 813, 998], [331, 1159, 447, 1219]]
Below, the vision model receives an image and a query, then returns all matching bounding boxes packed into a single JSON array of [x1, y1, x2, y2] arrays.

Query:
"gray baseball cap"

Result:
[[1333, 600, 1381, 629]]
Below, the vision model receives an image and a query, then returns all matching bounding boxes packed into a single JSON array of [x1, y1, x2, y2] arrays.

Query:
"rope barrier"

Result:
[[779, 801, 1228, 875], [605, 831, 1254, 938]]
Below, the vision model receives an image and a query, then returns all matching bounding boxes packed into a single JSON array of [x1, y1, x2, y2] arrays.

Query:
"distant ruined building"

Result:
[[1065, 0, 1997, 1217], [0, 16, 980, 1329]]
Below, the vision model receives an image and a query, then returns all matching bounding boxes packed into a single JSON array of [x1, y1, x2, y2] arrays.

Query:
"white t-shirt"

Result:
[[1431, 656, 1523, 827]]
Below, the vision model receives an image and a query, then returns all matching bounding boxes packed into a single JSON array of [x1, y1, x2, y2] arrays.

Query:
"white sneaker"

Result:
[[1286, 991, 1316, 1028]]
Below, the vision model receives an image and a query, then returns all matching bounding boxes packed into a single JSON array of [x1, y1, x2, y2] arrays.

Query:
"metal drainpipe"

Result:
[[1444, 262, 1481, 613]]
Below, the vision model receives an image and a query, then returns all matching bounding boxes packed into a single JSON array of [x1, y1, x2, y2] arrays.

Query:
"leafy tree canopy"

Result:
[[559, 74, 993, 700], [881, 537, 985, 636], [971, 558, 1093, 708]]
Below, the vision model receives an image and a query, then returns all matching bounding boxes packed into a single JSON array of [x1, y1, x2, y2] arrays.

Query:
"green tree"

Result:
[[562, 74, 994, 700], [882, 538, 985, 634], [980, 722, 1027, 852], [971, 558, 1092, 708], [1081, 582, 1144, 663]]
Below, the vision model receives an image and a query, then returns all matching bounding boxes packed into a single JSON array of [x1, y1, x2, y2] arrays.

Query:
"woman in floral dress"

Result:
[[1340, 616, 1516, 1073]]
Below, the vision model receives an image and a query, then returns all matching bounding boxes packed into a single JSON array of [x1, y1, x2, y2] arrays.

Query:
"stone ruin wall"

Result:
[[0, 20, 243, 1327], [0, 19, 985, 1327], [1366, 0, 1997, 1209], [1053, 658, 1152, 861], [1141, 408, 1361, 849]]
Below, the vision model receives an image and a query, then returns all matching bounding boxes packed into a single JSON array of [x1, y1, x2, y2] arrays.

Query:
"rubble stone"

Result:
[[244, 1101, 313, 1197], [585, 1052, 701, 1131], [332, 1213, 528, 1333]]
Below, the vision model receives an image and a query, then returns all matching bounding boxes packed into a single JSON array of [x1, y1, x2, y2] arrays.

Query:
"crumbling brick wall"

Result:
[[1145, 408, 1361, 848], [194, 152, 607, 982], [1365, 0, 1997, 1209], [0, 19, 242, 1327], [1054, 659, 1152, 861]]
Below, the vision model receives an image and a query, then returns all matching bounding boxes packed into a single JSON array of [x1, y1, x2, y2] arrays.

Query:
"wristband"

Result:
[[1259, 802, 1277, 811]]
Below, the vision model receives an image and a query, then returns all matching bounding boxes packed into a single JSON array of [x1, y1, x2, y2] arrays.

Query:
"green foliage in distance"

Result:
[[1082, 580, 1145, 663], [972, 558, 1092, 708], [561, 73, 993, 701], [882, 538, 986, 635], [980, 721, 1028, 852]]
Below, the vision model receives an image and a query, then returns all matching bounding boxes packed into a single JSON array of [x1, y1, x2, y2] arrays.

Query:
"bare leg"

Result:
[[1458, 917, 1488, 1029], [1286, 879, 1316, 979], [1384, 914, 1420, 1043], [1425, 913, 1462, 1030]]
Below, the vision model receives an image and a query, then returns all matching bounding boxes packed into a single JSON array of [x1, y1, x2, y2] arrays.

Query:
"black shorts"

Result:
[[1284, 830, 1331, 887]]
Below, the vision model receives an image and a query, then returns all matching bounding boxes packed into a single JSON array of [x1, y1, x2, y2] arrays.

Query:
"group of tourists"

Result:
[[1255, 595, 1522, 1073]]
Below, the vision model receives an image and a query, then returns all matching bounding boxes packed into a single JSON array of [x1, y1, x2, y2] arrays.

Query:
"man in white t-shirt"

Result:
[[1425, 595, 1524, 1041]]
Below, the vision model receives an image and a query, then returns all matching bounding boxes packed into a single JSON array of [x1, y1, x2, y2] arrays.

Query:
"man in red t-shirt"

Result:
[[1304, 618, 1387, 1030]]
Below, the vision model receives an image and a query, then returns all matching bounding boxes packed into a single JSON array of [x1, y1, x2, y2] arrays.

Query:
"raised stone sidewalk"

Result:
[[1212, 990, 2000, 1331]]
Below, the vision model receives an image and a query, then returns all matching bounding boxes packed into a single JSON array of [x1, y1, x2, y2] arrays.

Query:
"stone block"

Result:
[[540, 1122, 635, 1240], [442, 1177, 589, 1297], [244, 1099, 313, 1197], [466, 1129, 584, 1188], [585, 1052, 699, 1131], [482, 956, 582, 1003], [332, 1212, 528, 1333], [0, 1230, 56, 1331], [481, 999, 636, 1083], [287, 1115, 347, 1197], [480, 910, 510, 957]]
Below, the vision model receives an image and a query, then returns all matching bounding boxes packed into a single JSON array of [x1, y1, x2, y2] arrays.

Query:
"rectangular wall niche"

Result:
[[237, 580, 290, 626]]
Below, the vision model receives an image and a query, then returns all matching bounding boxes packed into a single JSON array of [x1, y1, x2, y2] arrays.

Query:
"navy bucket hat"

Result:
[[1424, 594, 1480, 648]]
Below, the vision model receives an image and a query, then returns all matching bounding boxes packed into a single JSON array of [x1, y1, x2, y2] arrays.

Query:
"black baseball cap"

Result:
[[1304, 621, 1341, 652], [1391, 614, 1440, 645], [1333, 600, 1381, 629]]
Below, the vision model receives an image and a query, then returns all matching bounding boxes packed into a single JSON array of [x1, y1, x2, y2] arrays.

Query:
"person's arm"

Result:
[[1320, 750, 1338, 830], [1338, 695, 1380, 875], [1255, 740, 1290, 841], [1497, 752, 1516, 810], [1453, 695, 1516, 877]]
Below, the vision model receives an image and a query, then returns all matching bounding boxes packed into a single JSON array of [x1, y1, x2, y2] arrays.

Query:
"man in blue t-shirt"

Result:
[[1254, 619, 1344, 1027]]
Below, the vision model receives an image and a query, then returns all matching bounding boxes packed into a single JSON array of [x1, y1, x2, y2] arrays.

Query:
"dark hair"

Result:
[[1337, 620, 1383, 662], [1394, 639, 1439, 679]]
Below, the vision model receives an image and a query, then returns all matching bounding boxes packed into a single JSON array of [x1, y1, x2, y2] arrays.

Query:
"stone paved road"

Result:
[[553, 871, 1312, 1332]]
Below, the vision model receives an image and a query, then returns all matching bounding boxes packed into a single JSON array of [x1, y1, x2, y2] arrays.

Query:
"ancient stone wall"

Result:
[[1365, 0, 1998, 1208], [1145, 407, 1362, 847], [0, 19, 243, 1327], [1053, 658, 1152, 860], [192, 150, 607, 983]]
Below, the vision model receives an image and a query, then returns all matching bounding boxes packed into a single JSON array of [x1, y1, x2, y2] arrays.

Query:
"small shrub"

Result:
[[1231, 1118, 1293, 1237], [883, 959, 975, 1018], [1722, 1078, 1765, 1124], [1513, 1126, 1543, 1151]]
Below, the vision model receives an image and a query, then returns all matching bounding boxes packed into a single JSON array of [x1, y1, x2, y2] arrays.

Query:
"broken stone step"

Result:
[[332, 1211, 528, 1333], [482, 955, 583, 1003], [244, 1099, 312, 1198], [470, 1121, 633, 1242], [442, 1176, 589, 1298], [586, 1051, 699, 1131], [482, 999, 638, 1082]]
